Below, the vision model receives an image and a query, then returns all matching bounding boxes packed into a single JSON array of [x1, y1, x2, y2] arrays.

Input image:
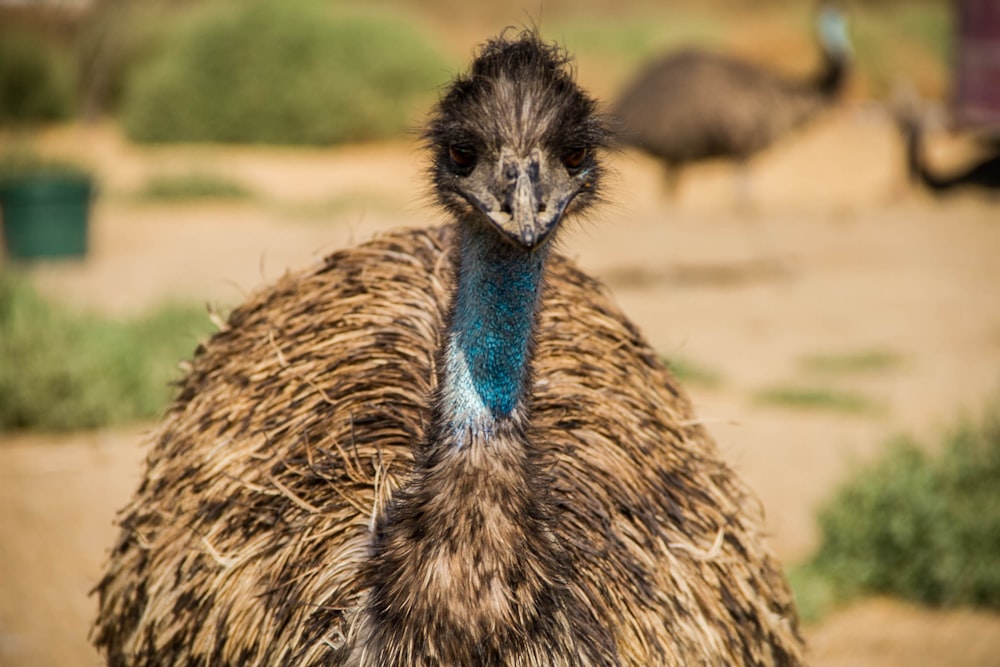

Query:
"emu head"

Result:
[[425, 32, 609, 250], [817, 4, 852, 61]]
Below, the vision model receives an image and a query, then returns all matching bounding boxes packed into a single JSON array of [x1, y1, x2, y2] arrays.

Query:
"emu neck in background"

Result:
[[356, 222, 611, 665], [904, 121, 949, 191], [814, 51, 847, 99]]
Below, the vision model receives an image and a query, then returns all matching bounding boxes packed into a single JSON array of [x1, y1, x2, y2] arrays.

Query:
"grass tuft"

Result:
[[786, 561, 839, 624], [753, 385, 883, 415], [799, 348, 906, 375], [794, 395, 1000, 618], [0, 272, 215, 432], [661, 355, 724, 389], [137, 171, 254, 201]]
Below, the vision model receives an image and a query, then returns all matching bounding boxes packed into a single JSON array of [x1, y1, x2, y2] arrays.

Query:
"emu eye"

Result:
[[448, 144, 477, 174], [562, 147, 589, 174]]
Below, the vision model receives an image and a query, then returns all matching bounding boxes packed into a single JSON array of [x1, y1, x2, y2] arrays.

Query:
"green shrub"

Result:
[[0, 272, 214, 432], [661, 355, 724, 389], [807, 398, 1000, 611], [753, 385, 883, 415], [800, 348, 905, 375], [121, 0, 449, 145], [0, 30, 74, 123], [137, 171, 254, 201], [785, 560, 839, 624]]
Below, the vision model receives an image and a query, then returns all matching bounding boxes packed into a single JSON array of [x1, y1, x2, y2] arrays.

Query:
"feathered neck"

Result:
[[354, 220, 609, 665], [814, 50, 848, 99], [438, 219, 548, 437]]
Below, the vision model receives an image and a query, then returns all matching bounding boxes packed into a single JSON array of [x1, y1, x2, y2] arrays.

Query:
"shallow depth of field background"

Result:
[[1, 1, 999, 666]]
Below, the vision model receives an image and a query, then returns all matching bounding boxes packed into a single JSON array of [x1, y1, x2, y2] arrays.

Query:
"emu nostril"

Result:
[[537, 202, 547, 213], [504, 164, 518, 181]]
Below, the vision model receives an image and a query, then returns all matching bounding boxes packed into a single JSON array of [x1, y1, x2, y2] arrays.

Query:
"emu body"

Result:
[[901, 115, 1000, 193], [614, 6, 851, 191], [94, 33, 804, 666]]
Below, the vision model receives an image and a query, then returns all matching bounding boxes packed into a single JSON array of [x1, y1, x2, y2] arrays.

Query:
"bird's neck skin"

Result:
[[441, 219, 548, 436]]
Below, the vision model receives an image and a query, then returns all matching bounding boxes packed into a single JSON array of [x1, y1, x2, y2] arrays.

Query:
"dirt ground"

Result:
[[2, 110, 1000, 666]]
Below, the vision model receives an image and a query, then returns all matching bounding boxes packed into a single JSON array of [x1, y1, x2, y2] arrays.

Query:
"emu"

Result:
[[93, 32, 804, 666], [899, 111, 1000, 194], [614, 5, 851, 194]]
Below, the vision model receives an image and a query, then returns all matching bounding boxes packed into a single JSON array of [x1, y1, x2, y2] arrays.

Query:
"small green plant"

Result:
[[800, 348, 905, 375], [121, 0, 450, 145], [801, 396, 1000, 615], [661, 355, 724, 389], [785, 561, 839, 624], [753, 385, 883, 415], [0, 272, 215, 432], [137, 171, 254, 201]]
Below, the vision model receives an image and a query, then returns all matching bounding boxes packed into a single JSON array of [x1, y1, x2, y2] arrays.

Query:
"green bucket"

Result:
[[0, 175, 93, 260]]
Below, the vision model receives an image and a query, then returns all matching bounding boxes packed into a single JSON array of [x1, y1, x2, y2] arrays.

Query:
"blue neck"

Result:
[[441, 225, 547, 429]]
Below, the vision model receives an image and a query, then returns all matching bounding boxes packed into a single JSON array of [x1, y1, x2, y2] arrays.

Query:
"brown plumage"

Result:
[[614, 5, 851, 191], [93, 32, 804, 666]]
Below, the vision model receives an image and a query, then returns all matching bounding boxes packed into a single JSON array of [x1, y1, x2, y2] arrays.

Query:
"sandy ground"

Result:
[[2, 111, 1000, 666]]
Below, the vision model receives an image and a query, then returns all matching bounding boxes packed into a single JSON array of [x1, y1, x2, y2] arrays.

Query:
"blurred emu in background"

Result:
[[613, 3, 852, 198], [896, 0, 1000, 195]]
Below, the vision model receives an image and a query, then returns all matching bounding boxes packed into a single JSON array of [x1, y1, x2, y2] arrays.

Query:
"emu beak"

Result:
[[507, 169, 553, 248], [485, 159, 566, 250]]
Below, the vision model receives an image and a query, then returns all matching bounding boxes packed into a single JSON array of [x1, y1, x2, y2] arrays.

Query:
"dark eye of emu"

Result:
[[447, 144, 477, 175], [562, 146, 589, 174]]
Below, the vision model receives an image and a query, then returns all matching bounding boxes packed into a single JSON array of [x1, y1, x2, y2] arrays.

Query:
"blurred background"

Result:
[[1, 0, 999, 665]]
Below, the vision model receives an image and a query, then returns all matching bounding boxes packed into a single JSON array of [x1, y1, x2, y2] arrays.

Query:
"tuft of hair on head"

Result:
[[427, 29, 609, 149], [422, 29, 612, 230]]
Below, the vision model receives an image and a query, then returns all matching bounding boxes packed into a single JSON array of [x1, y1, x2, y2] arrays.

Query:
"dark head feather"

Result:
[[427, 32, 607, 150], [424, 31, 610, 247]]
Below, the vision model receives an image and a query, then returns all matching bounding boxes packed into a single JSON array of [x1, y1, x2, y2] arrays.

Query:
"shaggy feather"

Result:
[[93, 31, 804, 667], [93, 227, 803, 665]]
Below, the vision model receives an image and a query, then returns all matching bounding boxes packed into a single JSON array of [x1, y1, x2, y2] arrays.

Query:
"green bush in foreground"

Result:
[[805, 397, 1000, 612], [0, 272, 214, 432], [121, 0, 449, 145]]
